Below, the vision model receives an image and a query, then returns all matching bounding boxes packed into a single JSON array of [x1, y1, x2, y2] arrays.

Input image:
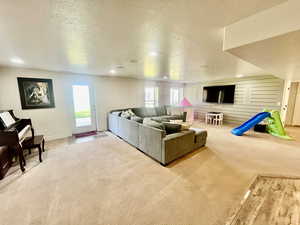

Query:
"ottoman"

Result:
[[0, 146, 11, 180], [189, 127, 207, 150]]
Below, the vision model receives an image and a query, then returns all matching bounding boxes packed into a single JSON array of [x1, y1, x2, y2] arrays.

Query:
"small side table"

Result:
[[22, 135, 45, 163]]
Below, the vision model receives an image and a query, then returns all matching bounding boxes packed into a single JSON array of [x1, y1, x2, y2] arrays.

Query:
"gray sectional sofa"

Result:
[[108, 106, 207, 165]]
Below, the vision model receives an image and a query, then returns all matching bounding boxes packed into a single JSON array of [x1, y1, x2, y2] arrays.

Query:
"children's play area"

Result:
[[231, 110, 291, 139]]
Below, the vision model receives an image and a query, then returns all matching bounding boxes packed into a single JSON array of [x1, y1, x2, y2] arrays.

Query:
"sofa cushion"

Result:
[[132, 107, 157, 118], [166, 115, 184, 120], [153, 115, 183, 121], [143, 118, 165, 131], [146, 108, 157, 117], [155, 106, 167, 116], [163, 122, 182, 134], [131, 116, 143, 123], [151, 117, 170, 123], [132, 108, 147, 118]]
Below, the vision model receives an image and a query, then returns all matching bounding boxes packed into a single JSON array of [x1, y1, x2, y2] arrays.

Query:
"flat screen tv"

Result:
[[203, 85, 235, 104]]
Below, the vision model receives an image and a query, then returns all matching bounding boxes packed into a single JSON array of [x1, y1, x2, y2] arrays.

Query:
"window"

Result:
[[145, 87, 159, 107], [170, 87, 183, 105]]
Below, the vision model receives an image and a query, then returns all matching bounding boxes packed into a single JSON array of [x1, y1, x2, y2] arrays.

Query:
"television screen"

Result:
[[203, 85, 235, 104]]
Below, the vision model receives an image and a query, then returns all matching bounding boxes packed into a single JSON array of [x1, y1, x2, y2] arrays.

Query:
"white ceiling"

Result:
[[224, 0, 300, 81], [0, 0, 286, 82], [227, 29, 300, 81]]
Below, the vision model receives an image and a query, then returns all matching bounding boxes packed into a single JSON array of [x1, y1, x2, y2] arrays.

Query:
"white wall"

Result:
[[0, 67, 183, 140], [184, 75, 284, 124], [292, 83, 300, 126], [159, 82, 184, 105]]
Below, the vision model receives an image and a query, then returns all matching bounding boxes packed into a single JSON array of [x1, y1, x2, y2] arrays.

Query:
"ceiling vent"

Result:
[[116, 65, 124, 69]]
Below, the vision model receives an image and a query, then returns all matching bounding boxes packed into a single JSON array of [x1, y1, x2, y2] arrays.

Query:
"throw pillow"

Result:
[[120, 111, 131, 119], [127, 109, 136, 117], [163, 122, 182, 134]]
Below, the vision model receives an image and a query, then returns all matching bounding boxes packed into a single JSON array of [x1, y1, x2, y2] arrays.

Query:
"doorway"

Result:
[[285, 82, 300, 126], [72, 85, 97, 134]]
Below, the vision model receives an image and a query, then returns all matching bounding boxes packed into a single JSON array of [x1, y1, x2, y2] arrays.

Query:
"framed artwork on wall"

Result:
[[17, 77, 55, 109]]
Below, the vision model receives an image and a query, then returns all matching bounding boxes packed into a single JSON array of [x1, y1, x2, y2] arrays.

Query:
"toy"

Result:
[[231, 110, 291, 139]]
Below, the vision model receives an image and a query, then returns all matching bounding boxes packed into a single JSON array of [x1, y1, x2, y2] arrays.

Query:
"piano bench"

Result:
[[0, 146, 12, 180], [22, 135, 45, 163]]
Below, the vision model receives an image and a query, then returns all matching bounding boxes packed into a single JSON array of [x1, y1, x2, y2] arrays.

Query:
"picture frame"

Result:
[[17, 77, 55, 109]]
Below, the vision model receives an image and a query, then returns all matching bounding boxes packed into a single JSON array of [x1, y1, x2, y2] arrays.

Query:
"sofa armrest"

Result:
[[139, 124, 166, 161], [118, 117, 140, 147], [108, 113, 119, 134], [162, 130, 195, 165], [163, 130, 194, 141]]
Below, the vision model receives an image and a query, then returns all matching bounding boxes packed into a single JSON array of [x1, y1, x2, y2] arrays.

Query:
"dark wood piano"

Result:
[[0, 110, 34, 172]]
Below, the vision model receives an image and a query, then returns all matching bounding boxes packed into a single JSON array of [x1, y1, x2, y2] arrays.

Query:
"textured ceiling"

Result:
[[0, 0, 286, 82], [227, 29, 300, 81]]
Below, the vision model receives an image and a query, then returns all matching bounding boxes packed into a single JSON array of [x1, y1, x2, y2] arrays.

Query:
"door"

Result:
[[285, 82, 299, 125], [72, 84, 97, 134]]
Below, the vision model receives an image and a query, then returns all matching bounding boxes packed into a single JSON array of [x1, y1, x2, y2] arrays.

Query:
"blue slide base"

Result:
[[231, 129, 243, 136], [231, 112, 271, 136]]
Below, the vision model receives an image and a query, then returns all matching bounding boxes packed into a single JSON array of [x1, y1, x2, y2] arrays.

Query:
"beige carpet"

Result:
[[0, 123, 300, 225], [227, 175, 300, 225]]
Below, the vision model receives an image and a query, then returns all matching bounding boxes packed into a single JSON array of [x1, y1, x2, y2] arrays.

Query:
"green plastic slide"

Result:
[[264, 110, 292, 140]]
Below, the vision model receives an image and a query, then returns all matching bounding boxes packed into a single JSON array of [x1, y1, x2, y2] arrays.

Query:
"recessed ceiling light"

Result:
[[110, 69, 116, 74], [150, 52, 158, 56], [116, 65, 124, 69], [10, 57, 24, 64], [199, 65, 208, 68], [163, 76, 168, 79], [130, 59, 138, 63], [236, 74, 244, 78]]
